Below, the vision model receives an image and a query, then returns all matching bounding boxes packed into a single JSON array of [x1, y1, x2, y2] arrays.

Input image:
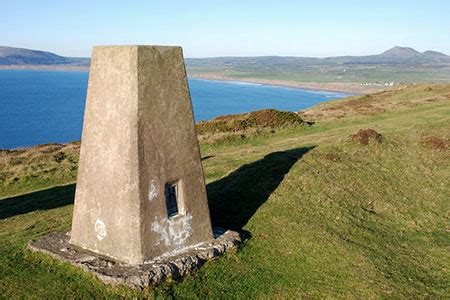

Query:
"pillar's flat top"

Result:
[[92, 45, 182, 50]]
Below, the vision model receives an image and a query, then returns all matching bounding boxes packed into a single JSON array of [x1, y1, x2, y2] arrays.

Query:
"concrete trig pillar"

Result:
[[70, 45, 213, 265]]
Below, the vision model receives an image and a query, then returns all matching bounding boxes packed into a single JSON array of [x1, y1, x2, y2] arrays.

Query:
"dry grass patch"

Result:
[[0, 142, 80, 198]]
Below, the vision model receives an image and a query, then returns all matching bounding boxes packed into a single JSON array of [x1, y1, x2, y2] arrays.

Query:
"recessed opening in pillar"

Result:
[[165, 181, 180, 218]]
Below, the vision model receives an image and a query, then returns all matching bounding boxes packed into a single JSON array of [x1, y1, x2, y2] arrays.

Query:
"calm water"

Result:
[[0, 70, 349, 149]]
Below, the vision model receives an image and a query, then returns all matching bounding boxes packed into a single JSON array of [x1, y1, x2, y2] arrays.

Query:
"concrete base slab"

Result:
[[28, 228, 241, 289]]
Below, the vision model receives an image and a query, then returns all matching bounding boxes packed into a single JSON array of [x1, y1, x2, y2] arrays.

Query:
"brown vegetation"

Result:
[[196, 109, 308, 144], [197, 109, 306, 135], [421, 136, 449, 150], [349, 129, 383, 145]]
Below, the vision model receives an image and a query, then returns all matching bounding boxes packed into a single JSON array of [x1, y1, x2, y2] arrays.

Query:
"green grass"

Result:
[[188, 65, 450, 84], [1, 85, 449, 298]]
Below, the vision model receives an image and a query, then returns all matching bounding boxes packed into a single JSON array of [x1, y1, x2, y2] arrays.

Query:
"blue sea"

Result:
[[0, 70, 349, 149]]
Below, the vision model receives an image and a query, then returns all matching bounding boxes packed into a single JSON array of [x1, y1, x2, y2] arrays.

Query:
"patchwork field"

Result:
[[1, 84, 449, 298]]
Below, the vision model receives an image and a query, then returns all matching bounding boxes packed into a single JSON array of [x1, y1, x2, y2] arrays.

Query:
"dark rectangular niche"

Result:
[[165, 182, 179, 218]]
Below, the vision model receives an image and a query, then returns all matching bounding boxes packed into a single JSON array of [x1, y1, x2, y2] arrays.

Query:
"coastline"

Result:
[[0, 65, 383, 94], [189, 74, 384, 94]]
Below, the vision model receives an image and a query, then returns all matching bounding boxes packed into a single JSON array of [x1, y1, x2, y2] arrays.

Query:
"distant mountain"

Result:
[[380, 46, 421, 58], [420, 50, 450, 64], [0, 46, 90, 66]]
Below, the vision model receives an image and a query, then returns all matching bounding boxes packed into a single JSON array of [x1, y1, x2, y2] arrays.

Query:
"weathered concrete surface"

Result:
[[29, 229, 241, 289], [70, 46, 213, 265]]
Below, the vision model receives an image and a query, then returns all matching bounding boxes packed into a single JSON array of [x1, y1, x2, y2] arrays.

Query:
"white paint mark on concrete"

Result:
[[151, 213, 193, 248], [94, 218, 107, 240], [148, 180, 158, 202], [144, 241, 206, 264]]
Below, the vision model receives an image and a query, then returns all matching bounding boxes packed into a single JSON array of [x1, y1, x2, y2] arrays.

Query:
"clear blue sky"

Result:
[[1, 0, 449, 58]]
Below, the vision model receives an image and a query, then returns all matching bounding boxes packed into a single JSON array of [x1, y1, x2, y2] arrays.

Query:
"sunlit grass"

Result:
[[1, 84, 449, 298]]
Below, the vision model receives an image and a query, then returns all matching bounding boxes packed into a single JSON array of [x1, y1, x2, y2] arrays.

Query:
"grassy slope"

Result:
[[0, 85, 449, 298]]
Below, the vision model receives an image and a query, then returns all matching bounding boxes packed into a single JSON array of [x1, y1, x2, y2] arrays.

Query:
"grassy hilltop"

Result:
[[0, 84, 449, 298]]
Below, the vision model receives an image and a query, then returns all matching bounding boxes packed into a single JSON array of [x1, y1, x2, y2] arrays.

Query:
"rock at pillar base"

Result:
[[28, 229, 242, 289]]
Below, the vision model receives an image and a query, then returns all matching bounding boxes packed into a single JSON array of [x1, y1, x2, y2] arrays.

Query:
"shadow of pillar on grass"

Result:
[[0, 184, 75, 220], [206, 146, 314, 231], [1, 146, 314, 226]]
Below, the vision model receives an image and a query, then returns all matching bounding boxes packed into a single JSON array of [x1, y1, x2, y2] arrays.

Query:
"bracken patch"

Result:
[[421, 136, 449, 150], [350, 129, 383, 145], [197, 109, 306, 135]]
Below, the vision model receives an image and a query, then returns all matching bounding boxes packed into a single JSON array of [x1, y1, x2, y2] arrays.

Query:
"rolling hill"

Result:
[[0, 84, 449, 297], [186, 46, 450, 68], [1, 45, 449, 68]]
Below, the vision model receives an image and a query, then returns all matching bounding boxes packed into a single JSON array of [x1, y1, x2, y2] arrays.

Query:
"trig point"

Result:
[[28, 46, 241, 288], [71, 45, 213, 264]]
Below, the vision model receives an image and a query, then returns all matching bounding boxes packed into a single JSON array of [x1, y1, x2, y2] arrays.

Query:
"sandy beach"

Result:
[[190, 73, 385, 94]]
